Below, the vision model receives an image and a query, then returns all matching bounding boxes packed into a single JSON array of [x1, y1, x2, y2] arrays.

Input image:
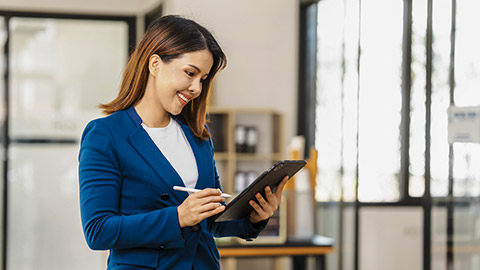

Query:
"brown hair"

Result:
[[100, 15, 226, 140]]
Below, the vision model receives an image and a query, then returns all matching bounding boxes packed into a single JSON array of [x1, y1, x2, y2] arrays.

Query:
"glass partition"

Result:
[[316, 0, 345, 202], [429, 0, 452, 198], [452, 0, 480, 197], [357, 0, 403, 202], [7, 16, 128, 270], [408, 0, 427, 198]]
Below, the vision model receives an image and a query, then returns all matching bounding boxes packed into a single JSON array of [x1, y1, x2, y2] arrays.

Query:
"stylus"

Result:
[[173, 186, 233, 198]]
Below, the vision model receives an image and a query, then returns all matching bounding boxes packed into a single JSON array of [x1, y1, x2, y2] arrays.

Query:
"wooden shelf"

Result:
[[235, 153, 283, 161], [207, 107, 285, 196], [218, 239, 335, 270], [213, 152, 231, 160], [219, 245, 334, 257]]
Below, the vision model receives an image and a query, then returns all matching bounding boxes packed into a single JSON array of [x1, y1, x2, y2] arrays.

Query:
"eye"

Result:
[[185, 70, 195, 77]]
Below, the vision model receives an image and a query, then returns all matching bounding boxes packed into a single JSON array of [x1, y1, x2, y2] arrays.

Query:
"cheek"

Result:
[[155, 77, 177, 97], [171, 71, 189, 87], [153, 76, 167, 91]]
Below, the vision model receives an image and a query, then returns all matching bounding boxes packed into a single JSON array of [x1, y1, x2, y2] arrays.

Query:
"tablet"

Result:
[[214, 160, 306, 222]]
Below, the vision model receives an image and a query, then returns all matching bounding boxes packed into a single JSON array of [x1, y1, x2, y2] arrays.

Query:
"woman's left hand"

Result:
[[248, 176, 289, 224]]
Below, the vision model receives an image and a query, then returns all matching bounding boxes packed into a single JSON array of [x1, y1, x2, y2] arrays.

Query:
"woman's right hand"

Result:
[[177, 188, 226, 228]]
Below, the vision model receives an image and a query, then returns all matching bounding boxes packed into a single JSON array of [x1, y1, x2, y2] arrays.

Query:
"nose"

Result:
[[189, 78, 202, 97]]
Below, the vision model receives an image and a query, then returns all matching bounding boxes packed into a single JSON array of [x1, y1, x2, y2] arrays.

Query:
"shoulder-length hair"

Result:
[[100, 15, 226, 140]]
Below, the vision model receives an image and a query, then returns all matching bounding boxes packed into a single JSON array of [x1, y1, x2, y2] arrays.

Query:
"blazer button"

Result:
[[192, 224, 200, 232], [160, 193, 170, 201]]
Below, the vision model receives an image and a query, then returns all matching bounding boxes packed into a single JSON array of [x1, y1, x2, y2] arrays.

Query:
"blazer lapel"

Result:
[[126, 107, 188, 203]]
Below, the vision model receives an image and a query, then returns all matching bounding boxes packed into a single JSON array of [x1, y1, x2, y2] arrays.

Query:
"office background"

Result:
[[0, 0, 479, 270]]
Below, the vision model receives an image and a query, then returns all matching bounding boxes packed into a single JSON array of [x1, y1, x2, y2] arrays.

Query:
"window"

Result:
[[316, 0, 403, 202], [452, 0, 480, 197], [316, 0, 480, 202], [357, 0, 403, 202], [429, 0, 451, 197], [314, 0, 480, 269]]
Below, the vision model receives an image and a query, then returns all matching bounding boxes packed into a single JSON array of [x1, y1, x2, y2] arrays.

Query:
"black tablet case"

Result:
[[214, 160, 307, 222]]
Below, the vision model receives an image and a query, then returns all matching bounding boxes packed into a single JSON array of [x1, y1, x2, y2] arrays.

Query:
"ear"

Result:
[[148, 54, 162, 77]]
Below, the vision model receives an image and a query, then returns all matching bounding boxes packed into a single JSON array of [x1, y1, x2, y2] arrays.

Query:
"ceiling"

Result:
[[0, 0, 162, 16]]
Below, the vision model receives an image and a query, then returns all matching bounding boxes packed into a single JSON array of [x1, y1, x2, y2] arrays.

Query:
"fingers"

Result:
[[178, 201, 225, 227], [264, 185, 276, 203], [249, 182, 288, 223], [199, 204, 225, 219], [190, 188, 225, 201], [275, 176, 289, 196], [249, 200, 264, 216], [249, 198, 271, 223], [177, 188, 227, 227], [200, 201, 225, 213], [258, 189, 276, 210], [249, 193, 274, 222], [192, 202, 225, 222], [177, 203, 225, 228], [194, 188, 222, 197], [255, 193, 269, 210]]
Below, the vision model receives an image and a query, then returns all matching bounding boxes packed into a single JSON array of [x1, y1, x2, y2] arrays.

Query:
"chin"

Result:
[[169, 108, 184, 116]]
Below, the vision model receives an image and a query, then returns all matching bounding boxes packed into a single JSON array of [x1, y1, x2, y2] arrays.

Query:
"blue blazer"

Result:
[[78, 107, 265, 270]]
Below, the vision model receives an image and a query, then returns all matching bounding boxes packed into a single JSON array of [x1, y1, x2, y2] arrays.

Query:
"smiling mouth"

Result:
[[177, 92, 192, 106], [178, 92, 189, 102]]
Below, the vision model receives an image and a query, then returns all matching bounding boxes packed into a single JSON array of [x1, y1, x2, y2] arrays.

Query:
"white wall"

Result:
[[0, 0, 161, 15], [162, 0, 300, 144]]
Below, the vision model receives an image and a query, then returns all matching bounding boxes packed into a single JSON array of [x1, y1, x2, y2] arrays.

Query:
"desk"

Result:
[[218, 236, 334, 270]]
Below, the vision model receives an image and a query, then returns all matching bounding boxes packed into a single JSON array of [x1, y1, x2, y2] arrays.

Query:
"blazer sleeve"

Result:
[[78, 120, 184, 250]]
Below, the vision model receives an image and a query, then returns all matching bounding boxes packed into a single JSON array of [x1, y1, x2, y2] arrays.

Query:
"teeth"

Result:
[[178, 93, 188, 102]]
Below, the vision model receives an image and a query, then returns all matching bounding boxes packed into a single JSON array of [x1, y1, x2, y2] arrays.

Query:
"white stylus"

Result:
[[173, 186, 232, 198]]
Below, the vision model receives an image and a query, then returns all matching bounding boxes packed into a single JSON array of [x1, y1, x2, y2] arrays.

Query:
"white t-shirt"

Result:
[[142, 117, 198, 189]]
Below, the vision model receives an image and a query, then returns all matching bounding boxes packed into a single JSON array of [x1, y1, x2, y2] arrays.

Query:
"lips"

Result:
[[177, 92, 192, 107]]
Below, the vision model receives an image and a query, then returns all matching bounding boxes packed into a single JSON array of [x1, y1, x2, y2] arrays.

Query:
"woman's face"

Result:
[[148, 49, 213, 116]]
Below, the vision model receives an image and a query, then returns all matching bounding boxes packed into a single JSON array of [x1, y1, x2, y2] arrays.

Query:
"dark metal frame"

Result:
[[297, 3, 318, 158], [300, 0, 459, 269], [446, 0, 457, 268], [0, 10, 136, 270]]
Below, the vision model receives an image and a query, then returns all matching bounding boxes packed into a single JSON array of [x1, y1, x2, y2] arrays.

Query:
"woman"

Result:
[[78, 15, 288, 270]]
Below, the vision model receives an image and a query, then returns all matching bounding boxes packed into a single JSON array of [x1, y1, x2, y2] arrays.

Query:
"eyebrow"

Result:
[[188, 64, 209, 77], [188, 64, 201, 73]]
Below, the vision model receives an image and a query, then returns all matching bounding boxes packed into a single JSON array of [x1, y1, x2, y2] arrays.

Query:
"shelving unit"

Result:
[[207, 107, 285, 198]]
